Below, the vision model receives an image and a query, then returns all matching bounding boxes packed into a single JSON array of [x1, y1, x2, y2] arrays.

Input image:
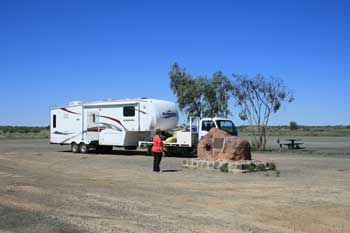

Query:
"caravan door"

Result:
[[98, 106, 125, 146], [85, 111, 100, 142]]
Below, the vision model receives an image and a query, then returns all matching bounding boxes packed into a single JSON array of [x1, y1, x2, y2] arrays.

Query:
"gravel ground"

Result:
[[0, 139, 350, 233]]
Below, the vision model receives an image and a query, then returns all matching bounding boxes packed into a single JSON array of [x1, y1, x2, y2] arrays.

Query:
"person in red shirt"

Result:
[[152, 128, 164, 172]]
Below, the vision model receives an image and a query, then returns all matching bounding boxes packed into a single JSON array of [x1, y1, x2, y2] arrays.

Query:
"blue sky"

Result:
[[1, 0, 349, 126]]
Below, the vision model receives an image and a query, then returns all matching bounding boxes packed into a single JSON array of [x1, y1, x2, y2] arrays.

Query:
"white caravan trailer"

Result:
[[50, 98, 179, 153]]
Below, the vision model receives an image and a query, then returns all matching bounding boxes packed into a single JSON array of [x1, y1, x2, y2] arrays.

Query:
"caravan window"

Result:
[[123, 106, 135, 117], [53, 115, 56, 128], [92, 114, 96, 123]]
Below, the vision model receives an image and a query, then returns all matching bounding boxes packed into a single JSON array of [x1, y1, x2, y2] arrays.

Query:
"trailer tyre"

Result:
[[71, 143, 80, 153], [80, 143, 88, 154]]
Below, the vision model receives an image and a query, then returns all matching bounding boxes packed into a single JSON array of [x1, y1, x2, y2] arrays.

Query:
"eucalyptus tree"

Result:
[[230, 74, 294, 150], [169, 63, 232, 119]]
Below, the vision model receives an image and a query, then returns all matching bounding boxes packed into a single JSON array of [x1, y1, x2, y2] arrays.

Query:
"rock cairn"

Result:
[[197, 128, 251, 161]]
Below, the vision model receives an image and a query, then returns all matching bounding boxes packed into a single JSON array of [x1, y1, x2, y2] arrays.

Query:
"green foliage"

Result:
[[169, 63, 204, 118], [289, 121, 298, 130], [203, 72, 232, 118], [169, 63, 232, 118]]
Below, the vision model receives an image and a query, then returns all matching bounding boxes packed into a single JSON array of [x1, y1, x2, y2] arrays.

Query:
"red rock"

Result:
[[197, 128, 251, 161]]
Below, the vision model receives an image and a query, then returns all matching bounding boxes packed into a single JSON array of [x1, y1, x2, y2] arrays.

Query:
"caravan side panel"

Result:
[[90, 106, 126, 146], [94, 104, 150, 146], [50, 106, 83, 144]]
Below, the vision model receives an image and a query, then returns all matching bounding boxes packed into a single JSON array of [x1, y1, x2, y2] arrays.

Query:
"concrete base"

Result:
[[182, 159, 276, 173]]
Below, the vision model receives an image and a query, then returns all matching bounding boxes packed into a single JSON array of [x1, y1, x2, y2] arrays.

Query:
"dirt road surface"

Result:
[[0, 139, 349, 233]]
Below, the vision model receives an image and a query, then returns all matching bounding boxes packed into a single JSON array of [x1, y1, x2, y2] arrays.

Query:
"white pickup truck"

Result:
[[138, 117, 238, 154]]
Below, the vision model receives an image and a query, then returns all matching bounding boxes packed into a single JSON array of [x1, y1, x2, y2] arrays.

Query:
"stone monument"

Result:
[[197, 128, 251, 161]]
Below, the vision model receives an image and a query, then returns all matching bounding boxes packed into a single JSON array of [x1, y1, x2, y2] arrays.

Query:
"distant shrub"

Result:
[[248, 163, 256, 172], [0, 126, 49, 138], [220, 163, 229, 173], [289, 121, 298, 130]]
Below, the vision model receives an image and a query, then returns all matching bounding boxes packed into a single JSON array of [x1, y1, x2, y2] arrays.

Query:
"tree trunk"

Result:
[[258, 133, 263, 151], [262, 126, 267, 151]]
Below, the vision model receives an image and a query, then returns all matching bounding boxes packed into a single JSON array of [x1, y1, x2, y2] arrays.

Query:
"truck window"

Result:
[[201, 120, 215, 131], [53, 115, 56, 128], [216, 120, 238, 136], [123, 106, 135, 117]]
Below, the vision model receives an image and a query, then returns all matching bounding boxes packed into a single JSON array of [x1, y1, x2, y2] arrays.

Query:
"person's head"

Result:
[[155, 128, 162, 135]]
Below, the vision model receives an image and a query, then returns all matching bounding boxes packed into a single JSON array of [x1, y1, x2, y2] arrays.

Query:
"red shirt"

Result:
[[152, 135, 163, 153]]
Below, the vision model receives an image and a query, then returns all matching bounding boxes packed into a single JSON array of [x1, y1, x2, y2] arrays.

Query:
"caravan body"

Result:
[[50, 98, 178, 148]]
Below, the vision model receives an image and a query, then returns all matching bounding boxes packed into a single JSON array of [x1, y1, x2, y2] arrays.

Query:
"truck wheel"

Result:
[[80, 143, 88, 154], [71, 143, 80, 153]]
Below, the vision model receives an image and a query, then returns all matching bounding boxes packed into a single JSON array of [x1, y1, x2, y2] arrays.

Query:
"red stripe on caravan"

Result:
[[60, 108, 80, 115], [100, 115, 124, 128], [100, 115, 121, 124]]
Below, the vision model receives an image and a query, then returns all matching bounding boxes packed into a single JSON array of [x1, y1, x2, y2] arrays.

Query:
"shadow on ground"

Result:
[[161, 169, 182, 172], [59, 149, 196, 158]]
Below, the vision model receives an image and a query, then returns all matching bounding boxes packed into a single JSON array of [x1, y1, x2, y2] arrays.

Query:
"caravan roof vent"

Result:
[[69, 101, 83, 106]]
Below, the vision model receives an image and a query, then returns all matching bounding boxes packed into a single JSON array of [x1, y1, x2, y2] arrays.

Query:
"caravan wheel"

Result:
[[71, 143, 80, 153], [80, 143, 88, 154]]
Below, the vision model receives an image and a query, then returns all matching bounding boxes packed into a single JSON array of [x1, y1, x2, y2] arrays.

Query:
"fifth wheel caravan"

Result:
[[50, 98, 179, 153]]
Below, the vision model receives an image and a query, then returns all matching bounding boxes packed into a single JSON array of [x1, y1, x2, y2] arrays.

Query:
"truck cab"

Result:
[[198, 117, 238, 139]]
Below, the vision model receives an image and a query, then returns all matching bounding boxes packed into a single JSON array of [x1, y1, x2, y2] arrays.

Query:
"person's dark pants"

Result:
[[153, 152, 162, 172]]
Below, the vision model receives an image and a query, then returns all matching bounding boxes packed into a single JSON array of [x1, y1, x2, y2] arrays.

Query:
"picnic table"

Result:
[[280, 138, 304, 149]]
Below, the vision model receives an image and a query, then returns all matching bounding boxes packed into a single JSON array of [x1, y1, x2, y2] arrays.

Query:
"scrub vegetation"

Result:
[[237, 125, 350, 137], [0, 126, 49, 139], [1, 125, 350, 139]]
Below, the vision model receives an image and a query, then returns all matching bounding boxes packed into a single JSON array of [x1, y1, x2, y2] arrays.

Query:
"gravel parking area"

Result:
[[0, 139, 349, 233]]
